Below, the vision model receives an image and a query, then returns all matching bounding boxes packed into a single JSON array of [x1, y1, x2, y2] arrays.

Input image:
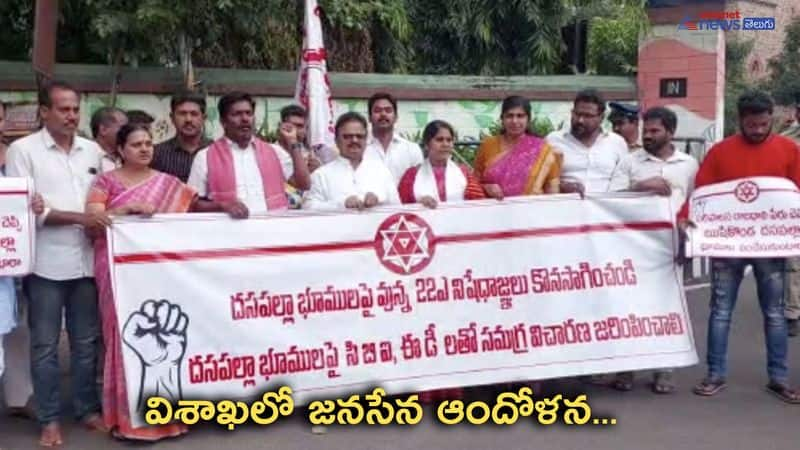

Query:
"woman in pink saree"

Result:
[[86, 124, 196, 441], [474, 96, 561, 199]]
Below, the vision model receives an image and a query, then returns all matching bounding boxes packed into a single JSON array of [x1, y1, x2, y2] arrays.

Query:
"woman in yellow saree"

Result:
[[474, 96, 561, 198]]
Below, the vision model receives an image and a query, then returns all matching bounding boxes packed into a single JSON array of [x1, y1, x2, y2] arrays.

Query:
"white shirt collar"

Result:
[[564, 129, 611, 148], [225, 136, 255, 151], [368, 131, 402, 146], [41, 127, 84, 152], [636, 147, 693, 163]]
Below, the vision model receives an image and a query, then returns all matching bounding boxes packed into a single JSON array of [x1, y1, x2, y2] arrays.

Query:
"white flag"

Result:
[[294, 0, 336, 162]]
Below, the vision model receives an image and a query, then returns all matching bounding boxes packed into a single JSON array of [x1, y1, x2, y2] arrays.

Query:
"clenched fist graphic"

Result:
[[123, 299, 189, 411]]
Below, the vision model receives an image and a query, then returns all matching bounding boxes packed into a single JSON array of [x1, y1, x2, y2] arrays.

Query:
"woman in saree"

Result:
[[474, 96, 561, 199], [86, 123, 196, 441], [398, 120, 485, 207], [397, 120, 482, 403]]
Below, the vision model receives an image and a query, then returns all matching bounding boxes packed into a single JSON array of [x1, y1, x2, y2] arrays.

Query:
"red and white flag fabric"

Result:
[[294, 0, 336, 162]]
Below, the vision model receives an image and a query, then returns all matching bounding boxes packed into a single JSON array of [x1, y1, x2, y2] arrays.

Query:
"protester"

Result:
[[609, 102, 641, 151], [90, 107, 128, 172], [0, 197, 44, 405], [187, 91, 310, 218], [151, 91, 211, 183], [781, 94, 800, 337], [679, 90, 800, 403], [399, 120, 484, 207], [546, 89, 628, 194], [6, 80, 109, 447], [364, 92, 424, 184], [274, 105, 322, 208], [87, 123, 195, 440], [397, 119, 482, 401], [474, 96, 561, 199], [126, 109, 155, 128], [1, 99, 41, 420], [609, 106, 698, 394], [276, 105, 322, 170], [305, 112, 399, 210]]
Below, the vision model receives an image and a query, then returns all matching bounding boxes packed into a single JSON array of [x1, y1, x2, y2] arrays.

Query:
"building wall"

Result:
[[726, 0, 800, 81], [638, 24, 723, 145]]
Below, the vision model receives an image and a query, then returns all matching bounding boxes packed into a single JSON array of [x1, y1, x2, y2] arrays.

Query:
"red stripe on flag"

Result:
[[0, 191, 29, 195], [113, 220, 673, 264]]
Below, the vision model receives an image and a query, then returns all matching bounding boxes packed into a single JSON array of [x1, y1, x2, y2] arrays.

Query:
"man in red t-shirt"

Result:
[[680, 91, 800, 404]]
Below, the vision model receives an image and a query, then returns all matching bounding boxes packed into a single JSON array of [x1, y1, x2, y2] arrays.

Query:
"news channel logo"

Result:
[[678, 10, 775, 31]]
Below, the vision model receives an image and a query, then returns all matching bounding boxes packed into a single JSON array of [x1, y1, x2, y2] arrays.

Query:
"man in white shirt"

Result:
[[610, 107, 699, 212], [90, 106, 128, 172], [609, 106, 698, 395], [188, 92, 311, 218], [305, 112, 400, 210], [546, 89, 629, 194], [364, 92, 424, 184], [6, 80, 110, 446]]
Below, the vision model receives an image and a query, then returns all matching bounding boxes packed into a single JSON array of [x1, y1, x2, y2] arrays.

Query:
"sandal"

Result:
[[693, 378, 727, 396], [651, 371, 676, 394], [765, 382, 800, 404], [612, 372, 634, 392]]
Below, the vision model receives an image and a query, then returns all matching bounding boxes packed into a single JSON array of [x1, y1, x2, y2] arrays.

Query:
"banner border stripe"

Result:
[[113, 220, 673, 264]]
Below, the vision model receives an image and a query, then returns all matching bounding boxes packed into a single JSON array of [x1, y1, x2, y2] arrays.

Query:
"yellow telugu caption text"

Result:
[[145, 386, 617, 429]]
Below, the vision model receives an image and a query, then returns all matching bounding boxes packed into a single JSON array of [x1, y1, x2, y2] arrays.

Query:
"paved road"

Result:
[[1, 276, 798, 450]]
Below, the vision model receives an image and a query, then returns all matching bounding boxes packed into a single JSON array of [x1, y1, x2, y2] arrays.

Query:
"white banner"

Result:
[[108, 195, 697, 426], [687, 176, 800, 257], [0, 177, 34, 276]]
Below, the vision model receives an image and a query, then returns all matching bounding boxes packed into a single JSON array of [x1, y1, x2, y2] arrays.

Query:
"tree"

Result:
[[724, 38, 756, 136], [585, 0, 649, 75], [0, 1, 34, 61], [406, 0, 570, 76], [765, 16, 800, 105], [0, 0, 646, 78]]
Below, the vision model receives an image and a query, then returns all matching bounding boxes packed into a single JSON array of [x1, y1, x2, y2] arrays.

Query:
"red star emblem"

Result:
[[374, 213, 436, 275], [734, 181, 759, 203]]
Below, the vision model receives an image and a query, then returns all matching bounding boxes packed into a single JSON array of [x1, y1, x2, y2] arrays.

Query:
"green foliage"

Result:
[[0, 0, 33, 61], [765, 16, 800, 105], [724, 38, 756, 136], [320, 0, 411, 72], [408, 0, 569, 75], [0, 0, 646, 77], [585, 0, 649, 75]]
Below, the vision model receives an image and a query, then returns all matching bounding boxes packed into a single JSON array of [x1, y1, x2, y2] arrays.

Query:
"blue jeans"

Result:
[[24, 275, 100, 425], [707, 258, 789, 384]]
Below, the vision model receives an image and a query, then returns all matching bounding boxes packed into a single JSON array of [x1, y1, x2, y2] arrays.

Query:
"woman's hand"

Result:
[[124, 203, 156, 217]]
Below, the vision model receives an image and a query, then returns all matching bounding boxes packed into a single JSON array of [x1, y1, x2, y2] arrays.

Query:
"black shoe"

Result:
[[788, 319, 799, 337]]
